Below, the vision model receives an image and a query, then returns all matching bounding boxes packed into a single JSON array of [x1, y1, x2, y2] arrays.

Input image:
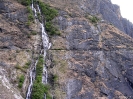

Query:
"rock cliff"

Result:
[[0, 0, 133, 99]]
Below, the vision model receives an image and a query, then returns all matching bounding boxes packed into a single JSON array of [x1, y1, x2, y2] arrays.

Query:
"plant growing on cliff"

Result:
[[31, 55, 52, 99], [38, 1, 60, 36], [17, 0, 31, 6], [18, 75, 25, 88], [85, 14, 99, 24], [28, 13, 34, 22], [89, 16, 99, 23]]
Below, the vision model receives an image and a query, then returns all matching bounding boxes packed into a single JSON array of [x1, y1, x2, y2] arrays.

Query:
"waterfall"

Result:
[[41, 22, 51, 84], [26, 60, 38, 99], [26, 0, 51, 98]]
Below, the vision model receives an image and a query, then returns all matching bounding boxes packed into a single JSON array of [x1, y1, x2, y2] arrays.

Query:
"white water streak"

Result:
[[26, 60, 38, 99], [26, 0, 51, 98]]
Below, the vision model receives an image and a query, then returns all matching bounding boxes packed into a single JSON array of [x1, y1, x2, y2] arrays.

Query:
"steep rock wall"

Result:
[[46, 4, 133, 99]]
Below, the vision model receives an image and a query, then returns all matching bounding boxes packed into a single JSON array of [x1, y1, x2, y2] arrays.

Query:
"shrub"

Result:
[[53, 74, 58, 82], [38, 1, 58, 22], [38, 1, 60, 36], [15, 65, 27, 73], [36, 56, 43, 76], [31, 81, 45, 99], [31, 81, 52, 99], [26, 21, 31, 27], [17, 0, 31, 6], [23, 61, 31, 69], [31, 55, 52, 99], [46, 22, 60, 35], [31, 31, 37, 35], [28, 14, 34, 22], [89, 16, 99, 23], [27, 6, 32, 14], [18, 75, 25, 88]]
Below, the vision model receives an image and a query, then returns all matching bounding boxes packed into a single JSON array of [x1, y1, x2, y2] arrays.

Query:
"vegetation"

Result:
[[45, 22, 60, 35], [85, 14, 99, 23], [38, 1, 60, 35], [38, 1, 58, 21], [15, 65, 27, 73], [18, 75, 25, 88], [53, 74, 58, 83], [23, 61, 31, 69], [31, 55, 52, 99], [18, 0, 60, 35], [89, 16, 99, 23], [17, 0, 31, 6], [27, 6, 34, 23], [28, 14, 34, 22], [31, 31, 37, 35], [15, 61, 31, 72], [17, 1, 34, 26]]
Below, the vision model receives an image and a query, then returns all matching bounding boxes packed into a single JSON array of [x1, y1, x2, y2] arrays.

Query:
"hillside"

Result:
[[0, 0, 133, 99]]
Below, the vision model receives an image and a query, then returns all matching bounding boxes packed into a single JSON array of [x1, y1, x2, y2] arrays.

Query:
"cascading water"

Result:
[[26, 0, 51, 99], [41, 22, 51, 84], [26, 60, 38, 99]]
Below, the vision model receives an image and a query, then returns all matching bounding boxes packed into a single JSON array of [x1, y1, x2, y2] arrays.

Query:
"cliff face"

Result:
[[47, 15, 133, 99], [1, 0, 133, 99], [43, 0, 133, 99]]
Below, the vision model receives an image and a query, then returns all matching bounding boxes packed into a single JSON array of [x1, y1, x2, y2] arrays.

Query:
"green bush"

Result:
[[26, 21, 31, 27], [31, 81, 52, 99], [31, 31, 37, 35], [27, 6, 32, 14], [46, 22, 60, 35], [38, 1, 60, 36], [31, 55, 52, 99], [36, 56, 43, 76], [15, 65, 27, 73], [17, 0, 31, 6], [18, 75, 25, 88], [31, 55, 52, 98], [53, 74, 58, 82], [28, 14, 34, 22], [38, 1, 58, 22], [31, 81, 45, 99], [23, 61, 31, 69], [89, 16, 99, 23]]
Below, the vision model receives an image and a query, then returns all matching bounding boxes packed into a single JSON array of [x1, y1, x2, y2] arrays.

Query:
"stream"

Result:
[[26, 0, 51, 99]]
